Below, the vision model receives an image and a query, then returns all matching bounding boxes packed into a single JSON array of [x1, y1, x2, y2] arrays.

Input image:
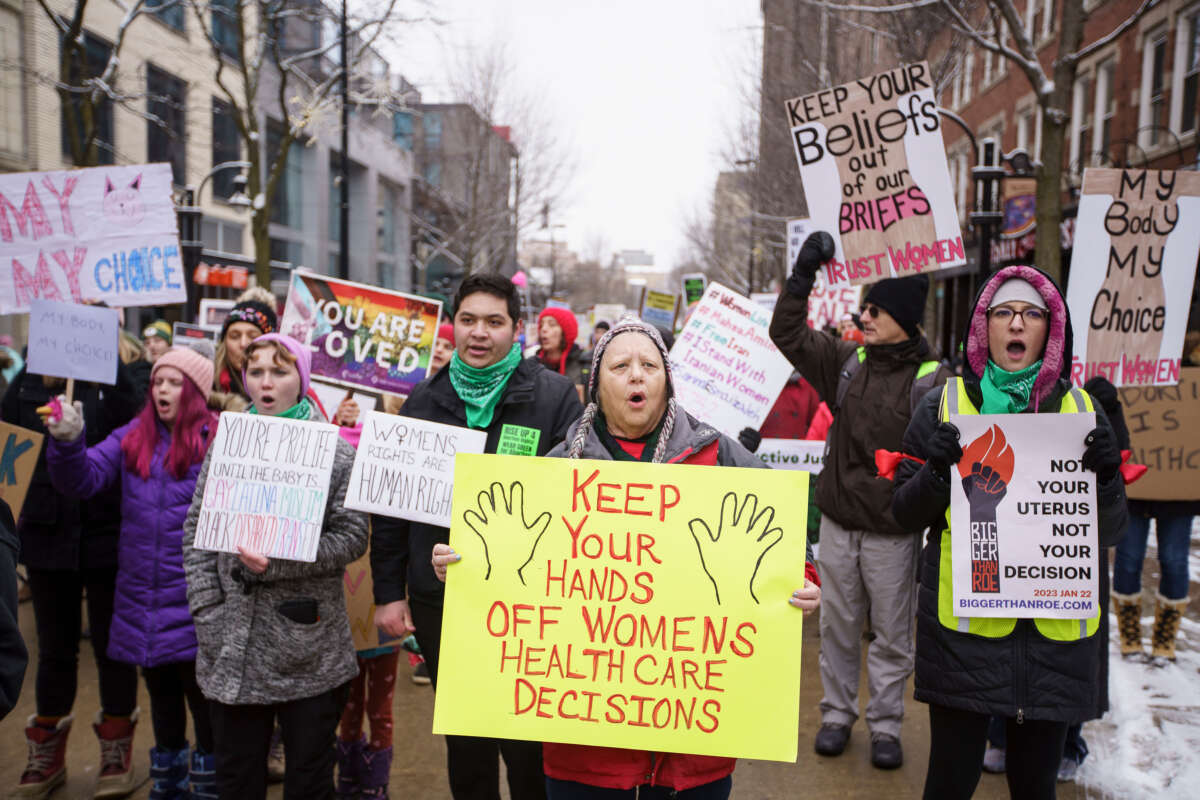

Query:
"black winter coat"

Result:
[[769, 289, 951, 535], [892, 266, 1128, 723], [0, 365, 141, 570], [0, 499, 26, 720], [370, 357, 583, 607]]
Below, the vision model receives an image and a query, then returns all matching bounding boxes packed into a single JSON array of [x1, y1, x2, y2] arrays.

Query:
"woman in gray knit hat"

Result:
[[433, 315, 822, 798]]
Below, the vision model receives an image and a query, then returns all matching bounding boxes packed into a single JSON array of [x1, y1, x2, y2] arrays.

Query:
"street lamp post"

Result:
[[177, 160, 251, 320]]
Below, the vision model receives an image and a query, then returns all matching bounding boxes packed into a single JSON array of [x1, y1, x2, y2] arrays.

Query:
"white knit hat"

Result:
[[989, 278, 1047, 310]]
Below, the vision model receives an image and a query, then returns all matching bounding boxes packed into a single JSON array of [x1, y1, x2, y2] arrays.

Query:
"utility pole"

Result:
[[338, 0, 350, 280]]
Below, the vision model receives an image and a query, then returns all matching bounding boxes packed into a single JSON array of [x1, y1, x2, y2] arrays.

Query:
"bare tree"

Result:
[[26, 0, 187, 166], [185, 0, 416, 285], [794, 0, 1160, 282], [427, 41, 576, 276]]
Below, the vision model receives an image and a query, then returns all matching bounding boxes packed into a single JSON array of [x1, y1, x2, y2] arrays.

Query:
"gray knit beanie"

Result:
[[568, 315, 677, 462]]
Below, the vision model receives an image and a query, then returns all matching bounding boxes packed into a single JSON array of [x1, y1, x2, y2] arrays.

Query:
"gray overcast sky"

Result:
[[389, 0, 762, 268]]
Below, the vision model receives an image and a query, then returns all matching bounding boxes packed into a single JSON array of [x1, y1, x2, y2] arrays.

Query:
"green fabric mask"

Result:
[[449, 344, 522, 429], [249, 397, 312, 420], [981, 359, 1043, 414]]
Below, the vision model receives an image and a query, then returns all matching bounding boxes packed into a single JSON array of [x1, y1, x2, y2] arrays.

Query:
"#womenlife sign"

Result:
[[0, 163, 184, 313], [948, 414, 1099, 619], [433, 454, 810, 762], [785, 62, 964, 286], [280, 272, 443, 397]]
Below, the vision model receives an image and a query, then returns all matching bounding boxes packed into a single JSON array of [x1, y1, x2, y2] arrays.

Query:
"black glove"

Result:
[[785, 231, 835, 297], [1083, 376, 1130, 449], [737, 426, 762, 454], [925, 422, 963, 481], [1082, 425, 1121, 483]]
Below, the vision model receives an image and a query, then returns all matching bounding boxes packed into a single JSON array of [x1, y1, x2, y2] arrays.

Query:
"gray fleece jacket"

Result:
[[182, 407, 368, 705]]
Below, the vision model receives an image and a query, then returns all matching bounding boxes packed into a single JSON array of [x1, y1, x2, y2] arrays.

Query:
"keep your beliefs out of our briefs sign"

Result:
[[193, 414, 340, 562], [786, 62, 965, 286], [433, 455, 810, 762], [948, 414, 1099, 619]]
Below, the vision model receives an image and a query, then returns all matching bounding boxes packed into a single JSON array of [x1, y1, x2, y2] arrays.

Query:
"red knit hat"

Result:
[[437, 323, 455, 345], [537, 307, 578, 374]]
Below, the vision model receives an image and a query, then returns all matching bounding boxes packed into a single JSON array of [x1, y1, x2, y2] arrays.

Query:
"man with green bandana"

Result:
[[370, 272, 581, 800]]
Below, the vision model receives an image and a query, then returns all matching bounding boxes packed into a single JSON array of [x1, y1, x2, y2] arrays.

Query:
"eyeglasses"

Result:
[[860, 304, 883, 319], [988, 306, 1047, 324]]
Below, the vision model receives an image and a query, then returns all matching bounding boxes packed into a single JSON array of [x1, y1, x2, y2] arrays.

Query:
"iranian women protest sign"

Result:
[[948, 414, 1099, 619], [1065, 168, 1200, 387], [192, 413, 340, 562], [344, 411, 487, 527], [0, 163, 184, 313], [670, 282, 794, 440], [433, 454, 810, 762], [785, 62, 965, 286], [280, 272, 443, 397]]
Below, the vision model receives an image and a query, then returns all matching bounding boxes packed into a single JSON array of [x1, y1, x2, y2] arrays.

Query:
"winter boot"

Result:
[[1112, 590, 1144, 657], [335, 736, 366, 798], [358, 745, 393, 799], [188, 750, 218, 800], [93, 709, 138, 798], [13, 714, 72, 798], [148, 746, 189, 800], [1151, 593, 1188, 661]]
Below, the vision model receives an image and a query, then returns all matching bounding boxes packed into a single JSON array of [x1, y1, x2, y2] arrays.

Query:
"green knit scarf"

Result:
[[248, 397, 312, 420], [981, 359, 1043, 414], [448, 344, 522, 429]]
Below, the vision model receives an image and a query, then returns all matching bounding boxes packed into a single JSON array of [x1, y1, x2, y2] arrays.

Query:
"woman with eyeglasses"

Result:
[[769, 232, 952, 769], [890, 266, 1128, 799]]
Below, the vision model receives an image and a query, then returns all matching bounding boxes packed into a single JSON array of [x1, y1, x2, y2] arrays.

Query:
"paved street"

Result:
[[2, 589, 1114, 800]]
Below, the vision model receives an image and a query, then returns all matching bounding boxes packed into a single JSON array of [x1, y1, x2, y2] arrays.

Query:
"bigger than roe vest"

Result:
[[934, 377, 1101, 642]]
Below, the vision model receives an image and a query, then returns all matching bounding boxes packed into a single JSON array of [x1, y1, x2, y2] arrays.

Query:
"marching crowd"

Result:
[[0, 234, 1195, 800]]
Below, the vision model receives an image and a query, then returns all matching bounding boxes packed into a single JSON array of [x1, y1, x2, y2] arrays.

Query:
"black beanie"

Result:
[[864, 275, 929, 337], [220, 300, 278, 341]]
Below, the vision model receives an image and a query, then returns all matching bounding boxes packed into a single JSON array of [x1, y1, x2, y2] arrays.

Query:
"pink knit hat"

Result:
[[152, 347, 214, 401], [244, 333, 312, 398]]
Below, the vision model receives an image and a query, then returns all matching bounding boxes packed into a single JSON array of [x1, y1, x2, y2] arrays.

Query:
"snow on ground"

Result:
[[1074, 522, 1200, 798]]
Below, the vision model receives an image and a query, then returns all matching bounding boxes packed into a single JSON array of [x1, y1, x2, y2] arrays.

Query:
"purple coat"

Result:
[[47, 419, 204, 667]]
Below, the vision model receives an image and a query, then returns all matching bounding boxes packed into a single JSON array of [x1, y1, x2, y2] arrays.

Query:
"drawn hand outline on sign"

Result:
[[688, 492, 784, 604], [462, 480, 552, 585]]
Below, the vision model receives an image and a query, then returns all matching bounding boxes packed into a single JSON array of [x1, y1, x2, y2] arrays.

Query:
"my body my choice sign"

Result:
[[948, 413, 1099, 619], [434, 454, 810, 762], [0, 163, 184, 313]]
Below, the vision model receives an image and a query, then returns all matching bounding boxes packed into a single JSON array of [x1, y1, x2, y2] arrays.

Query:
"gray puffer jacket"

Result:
[[182, 406, 368, 705]]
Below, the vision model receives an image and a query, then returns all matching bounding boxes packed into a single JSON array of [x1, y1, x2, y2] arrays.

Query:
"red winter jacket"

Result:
[[542, 410, 819, 791]]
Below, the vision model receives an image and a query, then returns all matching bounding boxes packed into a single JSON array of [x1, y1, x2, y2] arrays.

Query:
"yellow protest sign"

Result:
[[433, 454, 809, 762]]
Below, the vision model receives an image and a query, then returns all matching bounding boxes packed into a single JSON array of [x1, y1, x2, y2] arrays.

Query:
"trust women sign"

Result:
[[434, 454, 811, 762], [785, 62, 964, 286]]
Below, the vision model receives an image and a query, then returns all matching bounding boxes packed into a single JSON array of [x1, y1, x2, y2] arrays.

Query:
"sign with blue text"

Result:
[[0, 163, 185, 313]]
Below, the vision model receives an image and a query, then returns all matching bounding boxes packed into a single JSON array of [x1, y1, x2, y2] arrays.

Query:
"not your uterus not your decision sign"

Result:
[[948, 413, 1099, 620], [0, 163, 185, 313]]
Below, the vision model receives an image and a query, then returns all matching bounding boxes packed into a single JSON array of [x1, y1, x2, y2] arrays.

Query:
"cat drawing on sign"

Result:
[[102, 174, 145, 226]]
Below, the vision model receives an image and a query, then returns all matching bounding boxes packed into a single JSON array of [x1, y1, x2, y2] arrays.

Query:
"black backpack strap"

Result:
[[834, 347, 865, 414]]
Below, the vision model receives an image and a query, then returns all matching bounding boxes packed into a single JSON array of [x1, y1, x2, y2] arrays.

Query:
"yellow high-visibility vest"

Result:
[[934, 377, 1101, 641]]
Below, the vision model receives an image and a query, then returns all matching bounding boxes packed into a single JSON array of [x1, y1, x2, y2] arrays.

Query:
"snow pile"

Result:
[[1075, 532, 1200, 798]]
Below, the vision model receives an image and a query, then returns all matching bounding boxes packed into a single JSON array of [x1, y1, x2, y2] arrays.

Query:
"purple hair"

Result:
[[121, 379, 217, 479]]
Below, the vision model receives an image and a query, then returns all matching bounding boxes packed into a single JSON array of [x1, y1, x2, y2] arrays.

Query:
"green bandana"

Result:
[[249, 397, 312, 420], [449, 344, 522, 429], [980, 359, 1043, 414]]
